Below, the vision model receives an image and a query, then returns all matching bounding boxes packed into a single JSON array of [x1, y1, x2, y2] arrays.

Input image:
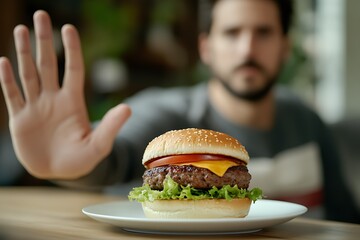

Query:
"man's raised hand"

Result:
[[0, 10, 131, 180]]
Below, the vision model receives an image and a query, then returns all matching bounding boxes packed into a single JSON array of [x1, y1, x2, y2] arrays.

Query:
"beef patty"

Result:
[[143, 165, 251, 190]]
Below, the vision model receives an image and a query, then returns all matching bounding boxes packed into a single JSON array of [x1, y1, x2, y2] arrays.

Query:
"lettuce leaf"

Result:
[[128, 176, 263, 202]]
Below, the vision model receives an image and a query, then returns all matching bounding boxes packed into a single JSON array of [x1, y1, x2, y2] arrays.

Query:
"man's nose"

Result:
[[236, 32, 256, 58]]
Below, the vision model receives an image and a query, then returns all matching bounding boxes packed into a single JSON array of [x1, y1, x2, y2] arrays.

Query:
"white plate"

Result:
[[82, 199, 307, 235]]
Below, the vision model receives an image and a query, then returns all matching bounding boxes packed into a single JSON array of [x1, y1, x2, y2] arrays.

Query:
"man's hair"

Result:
[[199, 0, 294, 35]]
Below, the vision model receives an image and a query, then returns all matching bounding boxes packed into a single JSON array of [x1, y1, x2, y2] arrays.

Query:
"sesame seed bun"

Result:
[[142, 128, 249, 166]]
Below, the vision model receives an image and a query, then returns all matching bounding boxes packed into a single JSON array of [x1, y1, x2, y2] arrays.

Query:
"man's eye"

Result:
[[223, 28, 239, 38], [257, 27, 272, 37]]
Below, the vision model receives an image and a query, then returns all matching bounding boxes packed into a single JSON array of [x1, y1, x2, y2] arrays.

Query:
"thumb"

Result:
[[90, 104, 131, 156]]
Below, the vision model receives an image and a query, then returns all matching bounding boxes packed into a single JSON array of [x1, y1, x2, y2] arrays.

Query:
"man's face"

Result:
[[200, 0, 290, 101]]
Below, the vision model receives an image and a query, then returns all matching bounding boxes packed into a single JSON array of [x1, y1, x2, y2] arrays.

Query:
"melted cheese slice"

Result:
[[176, 160, 239, 177]]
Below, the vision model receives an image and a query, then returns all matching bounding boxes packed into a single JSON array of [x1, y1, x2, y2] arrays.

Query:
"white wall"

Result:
[[315, 0, 346, 123], [315, 0, 360, 123]]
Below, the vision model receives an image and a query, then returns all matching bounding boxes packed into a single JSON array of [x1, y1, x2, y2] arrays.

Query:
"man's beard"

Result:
[[214, 60, 278, 102]]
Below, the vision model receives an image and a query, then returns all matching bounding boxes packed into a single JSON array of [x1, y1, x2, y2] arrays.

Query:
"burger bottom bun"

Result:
[[142, 198, 251, 219]]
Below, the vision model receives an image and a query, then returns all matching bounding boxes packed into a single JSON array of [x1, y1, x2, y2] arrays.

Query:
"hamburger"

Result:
[[128, 128, 262, 218]]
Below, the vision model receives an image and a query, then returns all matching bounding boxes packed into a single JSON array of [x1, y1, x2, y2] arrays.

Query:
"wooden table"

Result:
[[0, 187, 359, 239]]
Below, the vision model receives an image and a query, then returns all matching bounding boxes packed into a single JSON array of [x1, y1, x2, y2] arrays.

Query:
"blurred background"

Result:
[[0, 0, 359, 194]]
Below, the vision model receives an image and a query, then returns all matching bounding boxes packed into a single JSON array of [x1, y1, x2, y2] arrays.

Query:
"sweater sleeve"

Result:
[[56, 86, 198, 189], [316, 116, 360, 223]]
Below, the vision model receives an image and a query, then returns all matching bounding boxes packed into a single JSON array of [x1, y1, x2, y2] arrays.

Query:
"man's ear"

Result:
[[198, 33, 211, 65]]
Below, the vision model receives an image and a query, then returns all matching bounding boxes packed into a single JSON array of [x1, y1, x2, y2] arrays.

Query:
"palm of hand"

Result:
[[10, 89, 95, 179]]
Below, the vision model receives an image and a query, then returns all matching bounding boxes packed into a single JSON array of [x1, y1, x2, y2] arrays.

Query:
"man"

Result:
[[0, 0, 358, 223]]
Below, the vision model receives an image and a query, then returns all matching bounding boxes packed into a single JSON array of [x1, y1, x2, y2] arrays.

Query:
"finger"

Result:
[[33, 10, 59, 91], [14, 25, 40, 102], [0, 57, 25, 117], [90, 104, 132, 157], [61, 24, 84, 94]]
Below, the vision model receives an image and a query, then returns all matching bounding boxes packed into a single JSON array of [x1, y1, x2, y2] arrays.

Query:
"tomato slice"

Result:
[[145, 154, 243, 169]]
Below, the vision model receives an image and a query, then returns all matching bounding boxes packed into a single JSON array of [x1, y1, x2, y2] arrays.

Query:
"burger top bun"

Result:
[[142, 128, 249, 166]]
